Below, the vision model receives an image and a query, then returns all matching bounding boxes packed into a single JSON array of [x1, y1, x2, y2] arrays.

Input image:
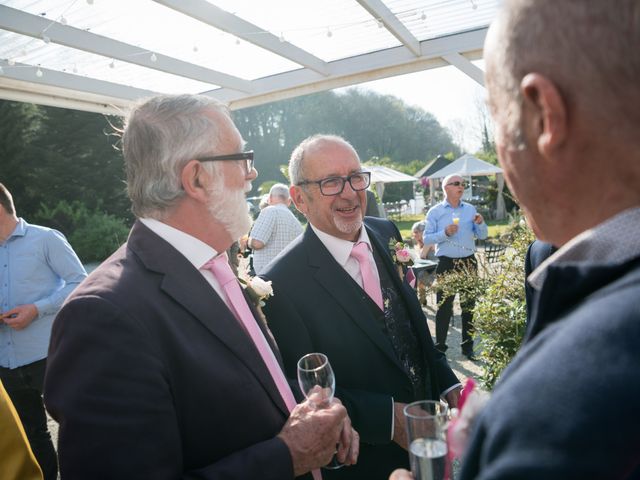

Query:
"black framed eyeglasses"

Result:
[[446, 181, 467, 188], [297, 171, 371, 196], [196, 151, 254, 174]]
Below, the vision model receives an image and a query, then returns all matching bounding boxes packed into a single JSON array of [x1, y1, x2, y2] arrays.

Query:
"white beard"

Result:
[[207, 178, 252, 242], [333, 215, 362, 236]]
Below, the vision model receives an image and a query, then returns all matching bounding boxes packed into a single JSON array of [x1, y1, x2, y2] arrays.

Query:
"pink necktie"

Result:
[[203, 255, 323, 480], [350, 242, 384, 310]]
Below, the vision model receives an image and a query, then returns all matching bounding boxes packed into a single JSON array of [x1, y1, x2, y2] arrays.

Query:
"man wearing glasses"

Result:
[[424, 173, 488, 360], [262, 134, 460, 480], [44, 96, 358, 479]]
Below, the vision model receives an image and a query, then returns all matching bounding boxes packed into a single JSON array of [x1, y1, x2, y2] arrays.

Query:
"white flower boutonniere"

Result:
[[237, 262, 274, 308]]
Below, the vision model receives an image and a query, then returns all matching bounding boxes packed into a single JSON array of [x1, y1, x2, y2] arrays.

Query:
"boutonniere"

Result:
[[237, 263, 274, 308], [388, 238, 415, 267]]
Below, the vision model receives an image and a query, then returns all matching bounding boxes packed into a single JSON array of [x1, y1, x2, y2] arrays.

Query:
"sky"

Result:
[[344, 62, 489, 154]]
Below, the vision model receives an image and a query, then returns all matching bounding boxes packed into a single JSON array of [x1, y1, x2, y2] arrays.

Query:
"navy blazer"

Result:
[[44, 221, 308, 479], [262, 217, 459, 480]]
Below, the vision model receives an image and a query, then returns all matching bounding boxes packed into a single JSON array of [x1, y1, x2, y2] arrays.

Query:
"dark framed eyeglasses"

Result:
[[297, 171, 371, 196], [446, 181, 467, 188], [196, 151, 254, 174]]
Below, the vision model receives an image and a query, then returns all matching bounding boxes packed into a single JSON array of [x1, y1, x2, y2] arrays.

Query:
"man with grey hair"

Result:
[[262, 134, 460, 480], [393, 1, 640, 479], [424, 173, 487, 360], [246, 183, 302, 274], [44, 95, 358, 479]]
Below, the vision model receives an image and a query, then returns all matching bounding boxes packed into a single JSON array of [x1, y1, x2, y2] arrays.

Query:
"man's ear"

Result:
[[520, 73, 568, 156], [289, 185, 307, 215], [181, 160, 210, 203]]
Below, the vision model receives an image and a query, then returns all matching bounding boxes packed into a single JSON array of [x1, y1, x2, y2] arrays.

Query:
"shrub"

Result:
[[33, 200, 130, 263], [436, 217, 535, 389]]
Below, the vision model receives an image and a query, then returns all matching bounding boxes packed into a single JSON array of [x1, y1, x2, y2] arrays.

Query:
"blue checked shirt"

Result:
[[0, 218, 87, 368], [423, 200, 488, 258], [250, 204, 303, 274]]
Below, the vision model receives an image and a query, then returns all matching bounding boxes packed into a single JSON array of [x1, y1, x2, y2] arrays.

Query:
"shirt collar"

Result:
[[529, 206, 640, 289], [443, 199, 464, 209], [140, 218, 220, 270], [310, 223, 372, 267], [8, 218, 27, 238]]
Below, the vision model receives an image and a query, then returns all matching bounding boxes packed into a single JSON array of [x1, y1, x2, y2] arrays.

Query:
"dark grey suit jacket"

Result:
[[262, 217, 459, 480], [44, 221, 307, 479]]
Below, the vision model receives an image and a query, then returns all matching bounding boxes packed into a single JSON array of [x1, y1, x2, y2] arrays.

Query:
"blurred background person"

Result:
[[0, 182, 87, 480]]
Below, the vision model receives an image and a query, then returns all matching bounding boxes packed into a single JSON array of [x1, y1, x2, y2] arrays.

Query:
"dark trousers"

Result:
[[0, 359, 58, 480], [434, 255, 477, 355]]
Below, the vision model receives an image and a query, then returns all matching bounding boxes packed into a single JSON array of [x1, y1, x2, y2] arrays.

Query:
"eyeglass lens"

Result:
[[320, 173, 370, 195]]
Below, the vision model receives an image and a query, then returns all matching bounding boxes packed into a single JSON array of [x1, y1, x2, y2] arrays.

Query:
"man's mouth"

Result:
[[335, 205, 359, 215]]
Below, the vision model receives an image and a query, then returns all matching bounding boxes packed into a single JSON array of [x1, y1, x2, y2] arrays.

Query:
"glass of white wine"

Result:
[[404, 400, 450, 480], [296, 352, 343, 469]]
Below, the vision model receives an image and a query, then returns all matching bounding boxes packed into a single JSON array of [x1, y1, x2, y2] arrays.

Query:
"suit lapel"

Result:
[[128, 221, 289, 416], [303, 227, 400, 367]]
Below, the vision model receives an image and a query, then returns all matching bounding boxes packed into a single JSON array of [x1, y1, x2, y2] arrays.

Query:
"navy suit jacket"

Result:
[[261, 217, 459, 480], [44, 221, 307, 479], [460, 255, 640, 480], [524, 240, 557, 328]]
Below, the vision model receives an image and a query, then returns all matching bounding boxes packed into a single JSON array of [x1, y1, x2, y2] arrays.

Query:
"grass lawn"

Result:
[[391, 213, 510, 241]]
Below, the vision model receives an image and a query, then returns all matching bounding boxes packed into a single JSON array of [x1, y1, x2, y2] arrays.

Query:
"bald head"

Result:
[[486, 0, 640, 142], [289, 134, 359, 185]]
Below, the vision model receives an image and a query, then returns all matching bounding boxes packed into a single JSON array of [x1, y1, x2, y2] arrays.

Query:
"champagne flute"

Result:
[[297, 352, 343, 469]]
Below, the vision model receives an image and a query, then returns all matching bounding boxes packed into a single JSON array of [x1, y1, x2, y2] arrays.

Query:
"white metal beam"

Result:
[[154, 0, 331, 76], [442, 52, 485, 86], [356, 0, 421, 56], [0, 5, 254, 93]]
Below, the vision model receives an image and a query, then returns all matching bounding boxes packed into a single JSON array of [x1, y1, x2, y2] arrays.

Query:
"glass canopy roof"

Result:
[[0, 0, 500, 114]]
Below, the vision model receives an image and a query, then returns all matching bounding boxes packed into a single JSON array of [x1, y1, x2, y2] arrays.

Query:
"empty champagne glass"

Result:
[[297, 352, 342, 469]]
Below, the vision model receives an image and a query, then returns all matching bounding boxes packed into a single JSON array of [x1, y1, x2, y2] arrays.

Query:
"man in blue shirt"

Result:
[[424, 174, 487, 360], [0, 183, 87, 480]]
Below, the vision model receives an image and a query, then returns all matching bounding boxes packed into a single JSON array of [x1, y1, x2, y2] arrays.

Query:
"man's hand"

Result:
[[444, 224, 459, 237], [474, 213, 484, 224], [392, 401, 409, 450], [2, 304, 38, 330], [279, 398, 356, 476], [335, 401, 359, 466], [389, 468, 413, 479], [444, 385, 462, 409]]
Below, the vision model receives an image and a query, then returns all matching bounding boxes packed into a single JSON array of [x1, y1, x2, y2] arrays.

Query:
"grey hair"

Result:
[[490, 0, 640, 144], [411, 221, 425, 234], [441, 173, 463, 193], [269, 183, 290, 201], [122, 94, 233, 219], [289, 134, 359, 185]]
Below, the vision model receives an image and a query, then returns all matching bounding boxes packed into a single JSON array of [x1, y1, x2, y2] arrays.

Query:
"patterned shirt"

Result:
[[250, 204, 302, 274]]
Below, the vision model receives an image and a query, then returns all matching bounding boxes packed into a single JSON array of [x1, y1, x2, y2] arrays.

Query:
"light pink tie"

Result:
[[350, 242, 384, 310], [203, 255, 323, 480]]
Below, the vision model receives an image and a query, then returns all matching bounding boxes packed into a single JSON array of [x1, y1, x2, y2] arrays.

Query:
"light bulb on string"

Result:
[[150, 53, 157, 62], [193, 45, 199, 53], [470, 0, 478, 10], [72, 64, 78, 73], [60, 15, 67, 25], [109, 59, 115, 69], [377, 19, 384, 28], [36, 68, 43, 78], [42, 35, 51, 44], [421, 11, 426, 21], [279, 32, 285, 43], [326, 27, 333, 38], [235, 37, 241, 45]]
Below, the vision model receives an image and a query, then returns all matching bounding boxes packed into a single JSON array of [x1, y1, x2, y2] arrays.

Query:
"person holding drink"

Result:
[[262, 134, 461, 479], [424, 174, 487, 360]]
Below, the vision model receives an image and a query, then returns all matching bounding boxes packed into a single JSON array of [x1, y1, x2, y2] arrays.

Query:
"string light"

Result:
[[377, 19, 384, 28], [193, 45, 198, 53], [36, 67, 43, 77], [235, 38, 241, 45], [421, 11, 427, 21], [279, 32, 285, 43], [109, 59, 115, 68], [150, 53, 157, 62], [42, 35, 51, 44], [470, 0, 478, 10], [326, 27, 333, 38], [60, 15, 67, 25], [72, 64, 78, 73]]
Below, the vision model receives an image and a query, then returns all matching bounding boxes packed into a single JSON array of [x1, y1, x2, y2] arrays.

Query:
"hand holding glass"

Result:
[[404, 400, 450, 480], [297, 353, 343, 469]]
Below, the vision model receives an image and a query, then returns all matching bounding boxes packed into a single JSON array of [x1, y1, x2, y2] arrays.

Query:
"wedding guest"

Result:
[[1, 379, 43, 480], [410, 221, 435, 305], [246, 183, 302, 275], [424, 174, 488, 360], [460, 0, 640, 477], [0, 182, 87, 480], [262, 134, 460, 480], [44, 94, 357, 479]]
